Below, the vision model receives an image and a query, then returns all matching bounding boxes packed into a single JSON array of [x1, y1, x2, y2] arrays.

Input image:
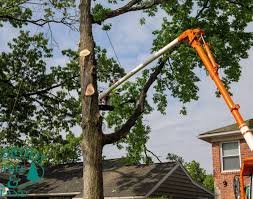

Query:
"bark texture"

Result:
[[79, 1, 166, 198], [79, 0, 103, 198], [93, 0, 166, 24]]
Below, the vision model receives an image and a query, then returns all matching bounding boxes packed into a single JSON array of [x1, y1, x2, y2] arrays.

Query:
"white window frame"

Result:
[[220, 140, 241, 172]]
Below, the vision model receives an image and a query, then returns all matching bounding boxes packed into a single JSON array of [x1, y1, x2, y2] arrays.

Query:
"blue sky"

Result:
[[1, 4, 253, 173]]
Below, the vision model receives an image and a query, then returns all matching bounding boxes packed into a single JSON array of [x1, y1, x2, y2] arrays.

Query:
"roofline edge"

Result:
[[198, 129, 253, 139], [198, 128, 253, 142], [74, 196, 145, 199], [178, 164, 214, 196], [26, 192, 81, 197], [145, 163, 179, 198]]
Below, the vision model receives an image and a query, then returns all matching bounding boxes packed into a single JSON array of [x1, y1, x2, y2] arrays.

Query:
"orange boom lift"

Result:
[[98, 29, 253, 198], [178, 29, 253, 148]]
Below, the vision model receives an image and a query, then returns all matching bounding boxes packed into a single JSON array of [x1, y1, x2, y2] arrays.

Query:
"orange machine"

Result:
[[99, 29, 253, 198], [234, 158, 253, 198], [179, 30, 253, 198], [177, 29, 253, 151], [178, 29, 253, 199]]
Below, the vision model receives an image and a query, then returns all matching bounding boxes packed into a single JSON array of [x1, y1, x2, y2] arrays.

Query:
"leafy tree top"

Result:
[[0, 0, 252, 165]]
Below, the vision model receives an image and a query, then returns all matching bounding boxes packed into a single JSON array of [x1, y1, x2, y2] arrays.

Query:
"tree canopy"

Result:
[[0, 0, 252, 198], [101, 0, 253, 163], [0, 0, 80, 163], [0, 0, 77, 28], [0, 0, 252, 164]]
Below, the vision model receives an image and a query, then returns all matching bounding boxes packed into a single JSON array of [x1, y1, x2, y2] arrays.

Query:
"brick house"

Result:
[[198, 118, 253, 199]]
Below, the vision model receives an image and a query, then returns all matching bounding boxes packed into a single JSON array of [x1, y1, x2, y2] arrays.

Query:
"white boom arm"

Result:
[[98, 28, 253, 151], [98, 38, 180, 100]]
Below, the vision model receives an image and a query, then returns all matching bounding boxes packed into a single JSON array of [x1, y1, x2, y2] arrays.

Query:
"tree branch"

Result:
[[103, 61, 165, 145], [93, 0, 166, 24], [195, 0, 210, 19], [32, 95, 76, 118], [99, 104, 114, 111], [144, 145, 162, 163], [23, 74, 79, 96], [226, 0, 251, 10], [24, 83, 63, 96], [0, 15, 78, 30]]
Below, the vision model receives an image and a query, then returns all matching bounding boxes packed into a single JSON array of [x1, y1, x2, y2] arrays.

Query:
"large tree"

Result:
[[0, 0, 253, 198], [79, 0, 252, 198], [0, 0, 81, 163]]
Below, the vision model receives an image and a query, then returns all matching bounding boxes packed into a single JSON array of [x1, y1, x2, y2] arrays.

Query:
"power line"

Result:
[[10, 81, 23, 118], [105, 30, 122, 68], [0, 80, 23, 131]]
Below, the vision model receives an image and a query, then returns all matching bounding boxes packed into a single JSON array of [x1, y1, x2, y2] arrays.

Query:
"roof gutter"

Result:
[[25, 192, 81, 197], [198, 128, 253, 139], [27, 193, 146, 199], [74, 197, 146, 199], [198, 129, 253, 141], [198, 130, 241, 138], [105, 197, 145, 199]]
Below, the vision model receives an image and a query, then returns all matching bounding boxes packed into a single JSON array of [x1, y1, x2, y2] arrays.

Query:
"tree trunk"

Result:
[[79, 0, 104, 198]]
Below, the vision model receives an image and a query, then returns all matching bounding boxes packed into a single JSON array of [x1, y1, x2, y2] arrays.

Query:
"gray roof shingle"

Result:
[[2, 159, 213, 198], [23, 159, 177, 197]]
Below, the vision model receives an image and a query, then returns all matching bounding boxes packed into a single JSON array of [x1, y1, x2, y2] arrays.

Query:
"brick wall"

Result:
[[212, 139, 253, 199]]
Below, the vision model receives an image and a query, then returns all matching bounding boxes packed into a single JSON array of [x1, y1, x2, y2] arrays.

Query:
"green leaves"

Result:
[[167, 153, 214, 191], [92, 3, 112, 22], [102, 23, 112, 31], [0, 27, 128, 162], [96, 47, 125, 84], [150, 0, 253, 114], [40, 132, 81, 165], [0, 0, 77, 28], [104, 69, 154, 163], [184, 160, 207, 185], [0, 31, 80, 149], [1, 0, 253, 166], [0, 0, 32, 27], [0, 31, 52, 143], [139, 17, 146, 25], [124, 119, 151, 164], [184, 160, 214, 191]]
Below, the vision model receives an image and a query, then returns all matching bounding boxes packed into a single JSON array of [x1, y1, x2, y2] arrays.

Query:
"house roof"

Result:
[[24, 159, 176, 197], [16, 159, 213, 198], [198, 118, 253, 143], [102, 160, 177, 197]]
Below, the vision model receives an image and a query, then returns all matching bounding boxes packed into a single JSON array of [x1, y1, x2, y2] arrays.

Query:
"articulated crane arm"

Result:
[[178, 29, 253, 151], [99, 28, 253, 151]]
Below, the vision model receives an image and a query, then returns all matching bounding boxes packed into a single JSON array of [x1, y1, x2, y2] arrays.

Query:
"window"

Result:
[[221, 141, 240, 171]]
